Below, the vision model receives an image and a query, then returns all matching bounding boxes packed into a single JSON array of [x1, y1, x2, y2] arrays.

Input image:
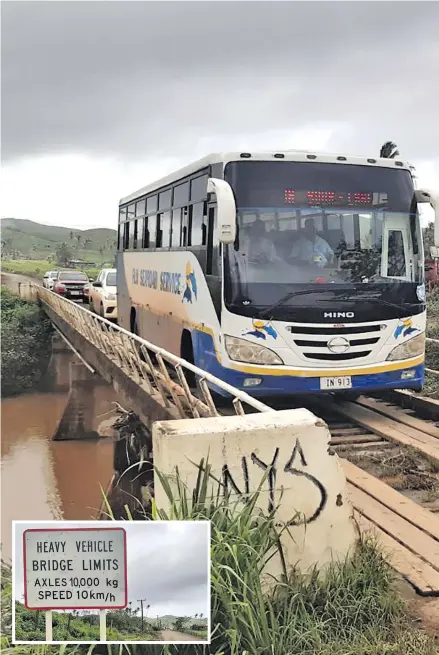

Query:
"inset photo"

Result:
[[13, 520, 210, 644]]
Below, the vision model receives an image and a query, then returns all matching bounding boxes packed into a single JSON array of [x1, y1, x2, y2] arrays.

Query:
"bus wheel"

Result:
[[181, 331, 196, 389], [130, 308, 138, 334]]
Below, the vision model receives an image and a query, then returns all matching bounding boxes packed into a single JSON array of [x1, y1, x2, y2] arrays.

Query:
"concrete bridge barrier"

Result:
[[153, 408, 358, 580]]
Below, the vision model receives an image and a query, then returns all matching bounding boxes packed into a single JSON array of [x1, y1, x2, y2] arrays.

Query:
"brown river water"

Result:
[[1, 350, 118, 561]]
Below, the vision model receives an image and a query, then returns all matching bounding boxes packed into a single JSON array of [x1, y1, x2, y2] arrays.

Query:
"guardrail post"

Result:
[[153, 409, 357, 583]]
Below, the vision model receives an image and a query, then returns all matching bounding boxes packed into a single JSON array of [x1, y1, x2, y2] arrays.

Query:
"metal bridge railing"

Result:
[[34, 285, 272, 419]]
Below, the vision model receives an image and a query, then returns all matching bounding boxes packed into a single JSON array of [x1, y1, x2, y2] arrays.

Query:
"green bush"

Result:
[[1, 287, 52, 396]]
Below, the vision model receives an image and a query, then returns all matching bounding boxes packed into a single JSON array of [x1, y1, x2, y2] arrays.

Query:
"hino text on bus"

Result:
[[117, 151, 439, 398]]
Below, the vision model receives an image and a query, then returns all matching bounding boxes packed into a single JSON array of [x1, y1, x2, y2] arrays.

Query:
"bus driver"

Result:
[[290, 218, 334, 267]]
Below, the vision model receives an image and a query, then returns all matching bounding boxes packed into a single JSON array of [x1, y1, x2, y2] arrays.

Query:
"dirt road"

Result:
[[1, 271, 37, 289], [158, 629, 203, 641]]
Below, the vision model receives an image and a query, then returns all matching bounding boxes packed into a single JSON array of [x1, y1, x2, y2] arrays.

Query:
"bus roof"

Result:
[[119, 150, 412, 205]]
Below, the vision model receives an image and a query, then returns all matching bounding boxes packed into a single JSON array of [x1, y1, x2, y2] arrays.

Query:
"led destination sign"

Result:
[[23, 527, 127, 610], [283, 189, 388, 208]]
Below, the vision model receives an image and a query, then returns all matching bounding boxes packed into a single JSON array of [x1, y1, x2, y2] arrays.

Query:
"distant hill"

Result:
[[1, 218, 117, 262]]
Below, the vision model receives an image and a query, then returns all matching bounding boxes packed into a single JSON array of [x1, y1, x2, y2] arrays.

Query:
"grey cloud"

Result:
[[127, 522, 209, 608], [2, 1, 439, 163]]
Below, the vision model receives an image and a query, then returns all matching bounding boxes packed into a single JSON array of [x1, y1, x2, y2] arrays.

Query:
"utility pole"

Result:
[[137, 599, 147, 632]]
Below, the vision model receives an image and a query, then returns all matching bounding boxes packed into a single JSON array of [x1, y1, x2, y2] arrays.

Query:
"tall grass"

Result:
[[3, 464, 436, 654]]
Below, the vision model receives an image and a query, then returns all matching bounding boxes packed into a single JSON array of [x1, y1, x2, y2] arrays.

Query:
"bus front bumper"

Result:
[[209, 363, 425, 397]]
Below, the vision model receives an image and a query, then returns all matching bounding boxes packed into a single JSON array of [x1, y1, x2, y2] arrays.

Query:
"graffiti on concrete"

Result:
[[222, 438, 328, 525]]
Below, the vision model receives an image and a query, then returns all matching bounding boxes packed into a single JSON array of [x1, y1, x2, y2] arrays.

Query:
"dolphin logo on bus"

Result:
[[393, 318, 419, 339], [243, 320, 278, 340], [182, 262, 198, 303]]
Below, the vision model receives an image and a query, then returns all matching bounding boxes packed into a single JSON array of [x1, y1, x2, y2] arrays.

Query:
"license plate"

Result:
[[320, 376, 352, 390], [70, 291, 81, 296]]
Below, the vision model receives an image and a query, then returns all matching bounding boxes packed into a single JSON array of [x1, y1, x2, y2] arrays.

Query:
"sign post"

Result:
[[23, 527, 127, 642], [100, 609, 106, 641], [45, 611, 52, 641]]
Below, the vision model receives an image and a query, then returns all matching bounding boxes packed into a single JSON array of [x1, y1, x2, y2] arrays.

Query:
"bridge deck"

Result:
[[344, 460, 439, 595]]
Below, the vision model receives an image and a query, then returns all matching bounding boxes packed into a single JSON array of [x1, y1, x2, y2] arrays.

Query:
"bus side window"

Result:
[[144, 217, 150, 249], [133, 220, 138, 249], [172, 209, 181, 248], [137, 218, 144, 249], [129, 221, 135, 250], [146, 216, 155, 249], [190, 202, 207, 246], [123, 222, 130, 250], [117, 223, 122, 250], [181, 207, 188, 246], [156, 214, 162, 248], [160, 211, 171, 248]]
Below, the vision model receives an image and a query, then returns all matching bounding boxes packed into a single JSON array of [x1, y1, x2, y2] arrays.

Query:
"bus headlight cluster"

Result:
[[105, 293, 117, 301], [224, 335, 284, 365], [386, 333, 425, 361]]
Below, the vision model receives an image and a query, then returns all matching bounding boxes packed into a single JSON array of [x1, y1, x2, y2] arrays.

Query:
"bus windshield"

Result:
[[223, 161, 422, 313]]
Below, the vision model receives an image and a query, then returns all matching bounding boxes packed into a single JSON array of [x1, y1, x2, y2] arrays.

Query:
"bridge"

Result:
[[16, 282, 439, 598]]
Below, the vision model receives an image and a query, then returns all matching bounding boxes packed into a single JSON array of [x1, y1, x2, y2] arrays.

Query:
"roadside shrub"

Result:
[[1, 287, 52, 396]]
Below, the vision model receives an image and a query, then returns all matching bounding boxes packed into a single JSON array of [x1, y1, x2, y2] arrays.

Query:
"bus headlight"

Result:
[[224, 335, 284, 365], [105, 293, 116, 301], [386, 333, 425, 361]]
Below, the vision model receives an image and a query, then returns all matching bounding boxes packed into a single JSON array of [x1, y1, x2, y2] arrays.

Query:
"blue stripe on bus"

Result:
[[191, 329, 424, 397]]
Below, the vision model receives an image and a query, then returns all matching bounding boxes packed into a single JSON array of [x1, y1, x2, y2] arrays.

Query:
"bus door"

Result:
[[381, 214, 412, 281]]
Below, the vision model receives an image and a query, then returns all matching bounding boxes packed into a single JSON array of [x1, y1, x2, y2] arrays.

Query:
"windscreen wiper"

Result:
[[259, 288, 332, 318]]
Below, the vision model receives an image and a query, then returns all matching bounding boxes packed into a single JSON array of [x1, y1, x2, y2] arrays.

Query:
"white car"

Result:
[[42, 270, 59, 290], [89, 268, 117, 320]]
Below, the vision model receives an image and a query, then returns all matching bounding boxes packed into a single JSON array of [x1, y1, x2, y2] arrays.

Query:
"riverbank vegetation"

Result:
[[2, 469, 437, 654], [1, 287, 53, 396]]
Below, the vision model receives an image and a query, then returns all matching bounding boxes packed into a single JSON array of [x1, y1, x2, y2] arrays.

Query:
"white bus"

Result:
[[117, 151, 438, 398]]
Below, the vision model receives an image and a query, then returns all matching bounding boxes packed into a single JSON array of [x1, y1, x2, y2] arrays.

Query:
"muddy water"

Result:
[[1, 351, 118, 561]]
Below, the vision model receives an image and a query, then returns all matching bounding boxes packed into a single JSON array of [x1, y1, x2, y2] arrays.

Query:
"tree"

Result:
[[55, 243, 73, 265], [1, 238, 13, 256], [173, 616, 190, 632], [423, 222, 435, 255], [76, 234, 82, 248], [69, 231, 74, 240], [379, 141, 399, 159]]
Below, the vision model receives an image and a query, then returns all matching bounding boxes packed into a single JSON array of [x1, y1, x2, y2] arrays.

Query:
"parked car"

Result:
[[83, 281, 93, 304], [42, 270, 59, 290], [53, 270, 89, 301], [89, 268, 117, 319]]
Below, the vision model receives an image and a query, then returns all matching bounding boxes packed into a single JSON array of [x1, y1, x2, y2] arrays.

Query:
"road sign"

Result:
[[23, 527, 127, 610]]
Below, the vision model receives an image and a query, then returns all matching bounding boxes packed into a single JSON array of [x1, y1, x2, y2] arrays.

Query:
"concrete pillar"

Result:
[[53, 362, 99, 441], [153, 409, 357, 581]]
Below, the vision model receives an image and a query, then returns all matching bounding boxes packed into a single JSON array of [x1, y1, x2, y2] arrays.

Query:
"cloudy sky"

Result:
[[2, 1, 438, 230], [14, 521, 210, 617]]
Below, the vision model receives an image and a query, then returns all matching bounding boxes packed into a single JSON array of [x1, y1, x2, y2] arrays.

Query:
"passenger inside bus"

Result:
[[289, 218, 334, 268], [245, 218, 281, 264]]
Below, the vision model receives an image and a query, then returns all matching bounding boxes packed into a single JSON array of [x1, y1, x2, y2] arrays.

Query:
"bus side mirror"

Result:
[[207, 178, 237, 244], [415, 189, 439, 247]]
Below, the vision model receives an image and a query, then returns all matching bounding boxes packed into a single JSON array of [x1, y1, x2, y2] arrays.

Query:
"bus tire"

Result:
[[180, 330, 196, 389], [130, 308, 137, 334]]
